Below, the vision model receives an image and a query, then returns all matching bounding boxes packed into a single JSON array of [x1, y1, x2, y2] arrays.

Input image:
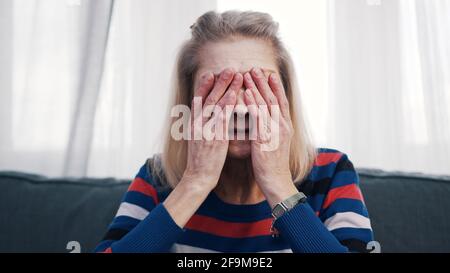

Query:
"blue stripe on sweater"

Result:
[[121, 191, 156, 212], [320, 198, 370, 221], [178, 230, 291, 253], [308, 164, 338, 181], [194, 208, 272, 223], [306, 193, 326, 212], [135, 162, 150, 181], [108, 215, 141, 231], [328, 170, 359, 189]]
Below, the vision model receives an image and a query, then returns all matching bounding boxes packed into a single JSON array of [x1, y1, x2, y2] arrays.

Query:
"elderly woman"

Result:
[[95, 10, 373, 253]]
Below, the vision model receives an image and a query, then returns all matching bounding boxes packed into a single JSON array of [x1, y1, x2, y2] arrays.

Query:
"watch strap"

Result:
[[271, 192, 307, 219]]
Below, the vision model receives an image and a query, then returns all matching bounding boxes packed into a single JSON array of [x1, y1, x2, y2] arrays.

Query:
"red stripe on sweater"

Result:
[[185, 214, 273, 238], [314, 152, 343, 166], [128, 177, 159, 204], [103, 247, 112, 253], [322, 184, 364, 209]]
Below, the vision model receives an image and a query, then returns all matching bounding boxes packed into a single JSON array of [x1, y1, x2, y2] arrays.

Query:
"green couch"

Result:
[[0, 168, 449, 253]]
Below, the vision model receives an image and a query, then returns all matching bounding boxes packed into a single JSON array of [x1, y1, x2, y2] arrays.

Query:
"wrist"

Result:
[[179, 174, 217, 195], [163, 177, 212, 228], [259, 177, 299, 209]]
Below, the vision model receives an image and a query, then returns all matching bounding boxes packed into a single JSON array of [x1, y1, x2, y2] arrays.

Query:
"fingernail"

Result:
[[234, 73, 242, 82], [244, 72, 252, 81], [223, 69, 233, 80], [252, 68, 262, 76], [202, 72, 211, 80], [270, 73, 278, 82]]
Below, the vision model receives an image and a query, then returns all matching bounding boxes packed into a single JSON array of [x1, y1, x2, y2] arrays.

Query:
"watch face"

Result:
[[272, 205, 286, 218], [272, 192, 307, 219]]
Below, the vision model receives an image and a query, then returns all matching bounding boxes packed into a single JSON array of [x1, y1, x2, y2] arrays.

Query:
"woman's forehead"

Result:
[[198, 39, 279, 75], [212, 68, 275, 78]]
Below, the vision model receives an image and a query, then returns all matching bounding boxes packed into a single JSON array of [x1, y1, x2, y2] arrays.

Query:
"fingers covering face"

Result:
[[268, 73, 290, 120], [195, 68, 290, 122], [204, 68, 235, 107], [194, 72, 215, 102], [194, 69, 239, 141], [216, 72, 242, 109], [250, 68, 278, 106]]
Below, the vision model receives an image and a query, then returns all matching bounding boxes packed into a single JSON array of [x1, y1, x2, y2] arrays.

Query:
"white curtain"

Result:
[[218, 0, 450, 175], [328, 0, 450, 175], [85, 0, 215, 177], [0, 0, 449, 178], [0, 0, 216, 178], [0, 0, 115, 177]]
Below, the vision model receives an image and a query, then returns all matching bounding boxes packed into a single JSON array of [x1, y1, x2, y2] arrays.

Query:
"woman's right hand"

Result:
[[183, 68, 243, 191], [164, 69, 242, 228]]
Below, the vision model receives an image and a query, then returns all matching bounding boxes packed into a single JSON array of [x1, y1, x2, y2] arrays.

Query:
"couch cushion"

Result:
[[0, 171, 128, 253], [358, 169, 450, 253], [0, 169, 449, 252]]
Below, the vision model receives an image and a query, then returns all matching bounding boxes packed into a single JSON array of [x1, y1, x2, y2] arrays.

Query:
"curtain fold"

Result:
[[328, 0, 450, 175], [0, 0, 12, 151], [63, 0, 114, 176]]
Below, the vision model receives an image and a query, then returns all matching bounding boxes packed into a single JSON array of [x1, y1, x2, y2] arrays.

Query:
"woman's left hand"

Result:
[[243, 68, 299, 209]]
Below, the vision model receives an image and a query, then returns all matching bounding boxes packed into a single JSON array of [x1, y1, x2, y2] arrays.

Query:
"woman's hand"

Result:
[[243, 68, 299, 208], [164, 68, 242, 228], [183, 68, 243, 191]]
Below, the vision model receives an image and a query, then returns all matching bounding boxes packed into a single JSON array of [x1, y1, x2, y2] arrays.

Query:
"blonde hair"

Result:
[[154, 10, 316, 188]]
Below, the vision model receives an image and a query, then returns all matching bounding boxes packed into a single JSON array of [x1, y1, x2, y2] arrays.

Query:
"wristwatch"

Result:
[[271, 192, 307, 219]]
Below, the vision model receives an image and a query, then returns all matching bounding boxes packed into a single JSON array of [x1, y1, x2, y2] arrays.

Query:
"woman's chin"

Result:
[[227, 140, 251, 159]]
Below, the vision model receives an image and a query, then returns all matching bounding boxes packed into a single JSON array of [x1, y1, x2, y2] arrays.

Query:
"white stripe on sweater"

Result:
[[115, 202, 149, 220], [324, 212, 372, 231], [170, 243, 293, 253]]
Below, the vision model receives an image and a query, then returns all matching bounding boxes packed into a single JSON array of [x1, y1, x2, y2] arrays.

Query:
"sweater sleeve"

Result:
[[94, 162, 184, 253], [273, 152, 374, 253]]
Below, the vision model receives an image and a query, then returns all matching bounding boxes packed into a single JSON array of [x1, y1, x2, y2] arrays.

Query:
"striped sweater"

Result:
[[95, 148, 374, 253]]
